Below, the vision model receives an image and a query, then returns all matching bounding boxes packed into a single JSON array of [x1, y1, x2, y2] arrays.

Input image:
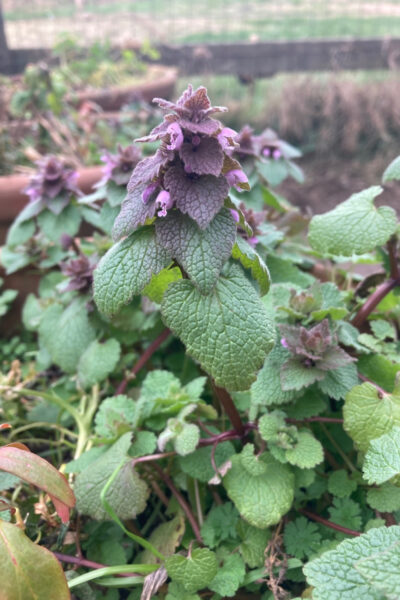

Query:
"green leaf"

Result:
[[355, 540, 400, 600], [75, 433, 149, 520], [0, 472, 20, 491], [237, 520, 271, 567], [1, 246, 33, 274], [37, 204, 81, 242], [284, 517, 322, 560], [155, 208, 236, 294], [165, 582, 200, 600], [77, 339, 120, 389], [358, 354, 400, 393], [0, 520, 70, 600], [328, 497, 362, 532], [161, 262, 275, 391], [343, 382, 400, 453], [311, 282, 348, 321], [178, 439, 235, 483], [142, 266, 182, 304], [281, 358, 325, 391], [266, 255, 315, 287], [209, 552, 246, 597], [106, 180, 127, 207], [94, 226, 171, 317], [130, 431, 157, 457], [363, 426, 400, 485], [258, 410, 287, 442], [139, 514, 185, 565], [308, 186, 398, 256], [382, 155, 400, 183], [0, 445, 75, 523], [165, 548, 218, 594], [318, 363, 359, 400], [232, 236, 270, 296], [370, 319, 396, 341], [39, 299, 96, 373], [328, 470, 357, 498], [6, 219, 35, 247], [94, 395, 138, 439], [223, 445, 294, 528], [284, 431, 324, 469], [201, 503, 239, 549], [367, 483, 400, 512], [304, 525, 400, 600], [251, 344, 300, 408]]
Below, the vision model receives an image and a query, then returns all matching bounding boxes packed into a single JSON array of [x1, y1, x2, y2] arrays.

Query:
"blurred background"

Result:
[[1, 0, 400, 214]]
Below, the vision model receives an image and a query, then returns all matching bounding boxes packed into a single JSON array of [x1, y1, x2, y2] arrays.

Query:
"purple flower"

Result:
[[272, 148, 282, 160], [230, 208, 240, 223], [262, 147, 271, 158], [142, 182, 159, 204], [191, 135, 201, 147], [281, 338, 289, 349], [99, 144, 142, 186], [217, 127, 237, 150], [225, 169, 249, 192], [155, 190, 173, 217], [60, 255, 95, 293], [23, 156, 80, 213], [166, 123, 184, 151]]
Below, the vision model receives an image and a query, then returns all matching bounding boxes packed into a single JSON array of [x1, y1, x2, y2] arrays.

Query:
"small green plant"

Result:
[[1, 84, 400, 599]]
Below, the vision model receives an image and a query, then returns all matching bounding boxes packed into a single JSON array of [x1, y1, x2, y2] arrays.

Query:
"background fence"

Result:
[[3, 0, 400, 50]]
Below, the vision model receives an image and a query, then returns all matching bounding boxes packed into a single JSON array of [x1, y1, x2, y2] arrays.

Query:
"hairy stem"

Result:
[[211, 382, 245, 437], [151, 463, 203, 545], [116, 328, 171, 395], [299, 508, 360, 536]]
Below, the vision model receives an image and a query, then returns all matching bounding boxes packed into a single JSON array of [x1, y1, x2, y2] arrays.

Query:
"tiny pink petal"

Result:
[[155, 190, 173, 217], [166, 123, 184, 151]]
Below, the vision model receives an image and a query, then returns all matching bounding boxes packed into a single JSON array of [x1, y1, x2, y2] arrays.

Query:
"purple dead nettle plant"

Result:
[[24, 156, 81, 215], [99, 144, 142, 187], [113, 84, 250, 236]]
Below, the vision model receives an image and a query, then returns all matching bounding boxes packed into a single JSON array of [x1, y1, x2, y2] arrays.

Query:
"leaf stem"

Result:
[[116, 328, 171, 395], [151, 462, 203, 545], [299, 508, 360, 536], [211, 382, 245, 437]]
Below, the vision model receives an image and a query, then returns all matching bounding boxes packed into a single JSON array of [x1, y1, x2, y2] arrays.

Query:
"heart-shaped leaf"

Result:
[[165, 548, 218, 593]]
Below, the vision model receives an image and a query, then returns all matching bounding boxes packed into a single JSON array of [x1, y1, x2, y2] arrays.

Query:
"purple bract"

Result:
[[24, 156, 81, 214]]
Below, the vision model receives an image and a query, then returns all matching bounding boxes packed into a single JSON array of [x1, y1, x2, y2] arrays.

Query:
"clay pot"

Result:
[[69, 66, 177, 111]]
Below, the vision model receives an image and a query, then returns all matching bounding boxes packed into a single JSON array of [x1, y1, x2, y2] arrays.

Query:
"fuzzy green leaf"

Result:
[[343, 382, 400, 453], [251, 344, 300, 408], [363, 426, 400, 485], [94, 395, 139, 439], [318, 363, 359, 400], [142, 266, 182, 304], [328, 497, 362, 532], [285, 431, 324, 469], [304, 525, 400, 600], [161, 262, 275, 391], [209, 552, 246, 597], [266, 255, 315, 288], [223, 445, 294, 528], [367, 483, 400, 512], [232, 236, 270, 296], [237, 521, 271, 568], [178, 439, 235, 483], [165, 548, 218, 593], [308, 186, 397, 256], [94, 226, 171, 317], [39, 299, 96, 373], [201, 503, 239, 549], [355, 540, 400, 600], [77, 339, 121, 389], [382, 155, 400, 183], [156, 208, 236, 293], [37, 205, 81, 242], [75, 433, 149, 520]]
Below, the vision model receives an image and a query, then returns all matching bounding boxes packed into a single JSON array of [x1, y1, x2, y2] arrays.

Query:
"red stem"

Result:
[[299, 508, 360, 536], [53, 552, 137, 577], [151, 463, 203, 545], [211, 382, 245, 437], [116, 328, 171, 394], [352, 277, 400, 330], [387, 236, 400, 280]]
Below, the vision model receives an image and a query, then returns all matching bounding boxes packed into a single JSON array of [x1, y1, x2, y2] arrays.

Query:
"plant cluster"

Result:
[[1, 84, 400, 600]]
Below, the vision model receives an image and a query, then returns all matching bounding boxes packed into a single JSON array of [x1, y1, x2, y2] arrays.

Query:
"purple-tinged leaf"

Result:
[[112, 183, 157, 241], [164, 165, 229, 229], [127, 148, 173, 191], [179, 137, 224, 176]]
